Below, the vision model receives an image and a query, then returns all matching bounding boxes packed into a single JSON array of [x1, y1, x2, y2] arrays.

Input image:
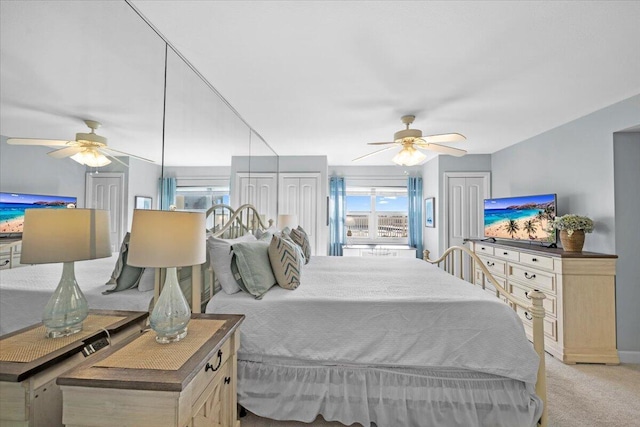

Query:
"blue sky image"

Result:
[[347, 195, 408, 212], [0, 192, 76, 204], [484, 194, 555, 210]]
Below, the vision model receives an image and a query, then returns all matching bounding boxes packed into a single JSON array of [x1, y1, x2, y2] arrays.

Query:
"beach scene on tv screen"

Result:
[[0, 193, 77, 234], [484, 194, 556, 242]]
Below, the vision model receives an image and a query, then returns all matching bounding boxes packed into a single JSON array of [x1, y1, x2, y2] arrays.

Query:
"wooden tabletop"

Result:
[[466, 239, 617, 258], [0, 310, 148, 383], [57, 313, 244, 392]]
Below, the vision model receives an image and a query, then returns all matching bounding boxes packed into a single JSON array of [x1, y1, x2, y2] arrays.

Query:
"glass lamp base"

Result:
[[46, 323, 83, 338], [155, 327, 188, 344]]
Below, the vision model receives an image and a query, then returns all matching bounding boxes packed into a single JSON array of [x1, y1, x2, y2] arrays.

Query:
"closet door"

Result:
[[235, 173, 277, 224], [278, 173, 319, 254]]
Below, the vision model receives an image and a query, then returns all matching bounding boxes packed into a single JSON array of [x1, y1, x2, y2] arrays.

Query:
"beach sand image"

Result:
[[1, 219, 23, 233], [485, 217, 553, 242]]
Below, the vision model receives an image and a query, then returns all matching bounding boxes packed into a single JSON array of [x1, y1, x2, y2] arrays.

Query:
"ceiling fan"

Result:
[[353, 115, 467, 166], [6, 119, 154, 167]]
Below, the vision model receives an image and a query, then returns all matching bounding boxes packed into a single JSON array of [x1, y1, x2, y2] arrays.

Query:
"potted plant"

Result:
[[552, 214, 594, 252]]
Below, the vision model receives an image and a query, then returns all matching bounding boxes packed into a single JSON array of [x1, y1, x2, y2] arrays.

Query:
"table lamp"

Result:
[[345, 216, 356, 245], [127, 210, 206, 343], [277, 214, 298, 231], [20, 208, 111, 338]]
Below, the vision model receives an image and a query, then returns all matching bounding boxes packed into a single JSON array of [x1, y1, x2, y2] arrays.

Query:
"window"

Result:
[[346, 187, 408, 243], [175, 186, 229, 230]]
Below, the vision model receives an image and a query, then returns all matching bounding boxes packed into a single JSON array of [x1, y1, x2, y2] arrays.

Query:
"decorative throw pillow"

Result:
[[268, 235, 303, 290], [104, 233, 144, 294], [207, 234, 257, 294], [137, 267, 155, 292], [230, 241, 276, 299], [289, 226, 311, 264]]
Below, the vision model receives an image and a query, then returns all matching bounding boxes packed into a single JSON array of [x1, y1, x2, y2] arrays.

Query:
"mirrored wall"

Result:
[[0, 0, 278, 241]]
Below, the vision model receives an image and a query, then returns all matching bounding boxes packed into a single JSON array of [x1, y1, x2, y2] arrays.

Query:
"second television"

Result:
[[483, 194, 557, 243]]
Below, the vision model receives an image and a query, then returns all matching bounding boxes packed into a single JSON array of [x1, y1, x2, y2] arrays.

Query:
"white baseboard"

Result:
[[618, 351, 640, 364]]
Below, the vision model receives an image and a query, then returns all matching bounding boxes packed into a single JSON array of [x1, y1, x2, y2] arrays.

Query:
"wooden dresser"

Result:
[[469, 240, 618, 365], [58, 313, 244, 427], [0, 310, 148, 427]]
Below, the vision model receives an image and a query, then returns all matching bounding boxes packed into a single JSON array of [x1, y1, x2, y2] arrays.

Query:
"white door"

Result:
[[445, 172, 490, 280], [86, 173, 125, 252], [235, 173, 277, 225], [279, 174, 319, 254]]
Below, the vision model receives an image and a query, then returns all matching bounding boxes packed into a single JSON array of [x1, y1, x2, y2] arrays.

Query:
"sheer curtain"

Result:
[[407, 177, 423, 259], [159, 177, 176, 210], [329, 176, 346, 256]]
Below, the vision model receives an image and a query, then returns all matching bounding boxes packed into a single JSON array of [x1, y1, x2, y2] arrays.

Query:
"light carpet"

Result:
[[240, 354, 640, 427]]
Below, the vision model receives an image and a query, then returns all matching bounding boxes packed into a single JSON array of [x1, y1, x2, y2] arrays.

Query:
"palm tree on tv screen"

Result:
[[505, 219, 520, 239], [524, 219, 537, 240]]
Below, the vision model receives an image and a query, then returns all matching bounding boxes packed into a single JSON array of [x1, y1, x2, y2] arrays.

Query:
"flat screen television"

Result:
[[483, 194, 557, 243], [0, 192, 77, 236]]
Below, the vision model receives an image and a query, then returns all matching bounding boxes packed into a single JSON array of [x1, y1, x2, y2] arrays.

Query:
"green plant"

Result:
[[552, 214, 594, 236]]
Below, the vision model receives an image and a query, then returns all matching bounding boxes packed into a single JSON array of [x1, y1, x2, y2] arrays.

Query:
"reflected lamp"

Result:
[[127, 210, 206, 343], [277, 214, 298, 231], [20, 209, 111, 338]]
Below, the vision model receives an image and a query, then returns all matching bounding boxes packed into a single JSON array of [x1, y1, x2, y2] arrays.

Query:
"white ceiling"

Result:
[[2, 1, 640, 167]]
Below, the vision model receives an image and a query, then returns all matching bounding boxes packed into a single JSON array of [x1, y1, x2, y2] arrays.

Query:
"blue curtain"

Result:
[[159, 177, 176, 210], [407, 176, 423, 258], [329, 176, 346, 256]]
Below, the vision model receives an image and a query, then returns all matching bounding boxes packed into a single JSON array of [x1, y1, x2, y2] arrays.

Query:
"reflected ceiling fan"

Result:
[[6, 119, 154, 167], [353, 115, 467, 166]]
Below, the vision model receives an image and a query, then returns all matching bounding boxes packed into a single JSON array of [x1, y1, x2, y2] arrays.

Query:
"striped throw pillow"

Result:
[[268, 235, 303, 290], [289, 226, 311, 264]]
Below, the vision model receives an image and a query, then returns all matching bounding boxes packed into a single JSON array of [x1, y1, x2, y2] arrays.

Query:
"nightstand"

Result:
[[58, 313, 244, 427], [0, 310, 148, 427]]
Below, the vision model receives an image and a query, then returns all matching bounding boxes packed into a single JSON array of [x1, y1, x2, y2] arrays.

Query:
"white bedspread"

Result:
[[0, 255, 151, 336], [207, 255, 540, 385]]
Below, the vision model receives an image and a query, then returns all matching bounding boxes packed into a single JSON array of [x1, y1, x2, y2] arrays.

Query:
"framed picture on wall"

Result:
[[425, 197, 435, 228], [135, 196, 152, 210]]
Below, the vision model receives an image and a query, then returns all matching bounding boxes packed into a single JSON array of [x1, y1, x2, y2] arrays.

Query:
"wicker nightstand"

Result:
[[0, 310, 148, 427], [58, 313, 244, 427]]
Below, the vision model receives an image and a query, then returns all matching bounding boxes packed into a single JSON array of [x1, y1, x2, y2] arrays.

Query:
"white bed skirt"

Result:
[[238, 358, 542, 427]]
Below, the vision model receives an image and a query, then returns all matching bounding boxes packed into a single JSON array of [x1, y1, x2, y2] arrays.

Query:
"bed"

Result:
[[186, 204, 549, 427], [0, 254, 153, 336]]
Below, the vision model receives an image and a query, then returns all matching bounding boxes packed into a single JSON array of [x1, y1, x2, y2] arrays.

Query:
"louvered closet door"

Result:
[[278, 174, 319, 254]]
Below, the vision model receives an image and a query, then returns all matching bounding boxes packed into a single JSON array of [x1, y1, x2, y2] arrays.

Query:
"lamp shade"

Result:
[[392, 146, 427, 166], [345, 216, 356, 226], [127, 210, 206, 268], [277, 214, 298, 230], [21, 209, 112, 264]]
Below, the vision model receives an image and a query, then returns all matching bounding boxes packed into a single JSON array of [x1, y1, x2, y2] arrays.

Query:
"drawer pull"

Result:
[[224, 376, 231, 384], [532, 258, 538, 262], [524, 272, 536, 280], [503, 252, 509, 255], [524, 311, 533, 321], [205, 350, 223, 372], [481, 247, 486, 250], [486, 261, 495, 267], [524, 289, 539, 299]]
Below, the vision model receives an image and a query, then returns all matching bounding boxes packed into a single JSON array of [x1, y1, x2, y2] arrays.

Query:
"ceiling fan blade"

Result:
[[7, 138, 71, 146], [47, 146, 83, 159], [367, 141, 398, 146], [419, 143, 467, 157], [103, 147, 155, 163], [98, 149, 129, 167], [420, 133, 466, 144], [352, 146, 398, 162]]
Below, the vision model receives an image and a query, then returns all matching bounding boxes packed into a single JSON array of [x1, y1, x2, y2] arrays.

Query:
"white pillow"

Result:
[[137, 268, 155, 292], [207, 234, 257, 294]]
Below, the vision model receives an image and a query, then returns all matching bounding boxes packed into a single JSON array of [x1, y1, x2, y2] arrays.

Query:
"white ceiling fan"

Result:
[[353, 115, 467, 166], [6, 119, 154, 167]]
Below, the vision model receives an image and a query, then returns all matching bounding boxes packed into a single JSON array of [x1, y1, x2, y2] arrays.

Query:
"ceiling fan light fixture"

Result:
[[71, 148, 111, 167], [392, 146, 426, 166]]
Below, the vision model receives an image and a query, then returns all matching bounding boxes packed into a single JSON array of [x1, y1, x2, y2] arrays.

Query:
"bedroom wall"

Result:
[[613, 131, 640, 362], [491, 94, 640, 362], [0, 135, 87, 206]]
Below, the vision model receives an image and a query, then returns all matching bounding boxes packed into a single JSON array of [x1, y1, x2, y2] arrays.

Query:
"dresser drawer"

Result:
[[475, 244, 494, 256], [494, 248, 520, 262], [191, 359, 232, 425], [190, 338, 232, 407], [509, 265, 556, 293], [508, 282, 557, 317], [517, 306, 558, 342], [520, 252, 554, 271], [478, 255, 506, 276]]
